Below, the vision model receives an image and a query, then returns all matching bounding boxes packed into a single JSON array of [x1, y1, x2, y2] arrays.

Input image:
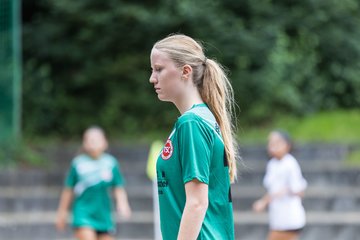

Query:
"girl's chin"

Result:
[[157, 95, 171, 102]]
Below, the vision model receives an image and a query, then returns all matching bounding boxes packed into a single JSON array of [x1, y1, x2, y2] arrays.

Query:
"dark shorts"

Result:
[[96, 230, 111, 236], [272, 228, 304, 234], [286, 227, 303, 233], [281, 228, 304, 233], [73, 227, 114, 236]]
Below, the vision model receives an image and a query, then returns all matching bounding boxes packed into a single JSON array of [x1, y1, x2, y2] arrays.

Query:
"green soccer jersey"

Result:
[[156, 103, 235, 240], [65, 153, 124, 231]]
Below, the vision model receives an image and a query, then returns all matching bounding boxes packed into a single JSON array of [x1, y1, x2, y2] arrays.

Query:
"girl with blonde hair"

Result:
[[150, 34, 239, 240]]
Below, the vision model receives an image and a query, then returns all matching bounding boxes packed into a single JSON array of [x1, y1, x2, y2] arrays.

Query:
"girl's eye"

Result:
[[151, 68, 161, 73]]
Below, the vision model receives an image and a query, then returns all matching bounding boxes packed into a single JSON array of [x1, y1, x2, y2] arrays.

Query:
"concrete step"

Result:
[[237, 168, 360, 186], [0, 222, 152, 240], [240, 159, 351, 171], [2, 210, 360, 225], [0, 169, 152, 187], [41, 143, 350, 169], [239, 143, 350, 162], [0, 211, 359, 240], [50, 154, 353, 176], [2, 224, 358, 240], [1, 186, 360, 212], [1, 163, 360, 187]]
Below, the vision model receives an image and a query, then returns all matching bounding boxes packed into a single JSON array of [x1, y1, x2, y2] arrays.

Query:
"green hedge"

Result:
[[22, 0, 360, 138]]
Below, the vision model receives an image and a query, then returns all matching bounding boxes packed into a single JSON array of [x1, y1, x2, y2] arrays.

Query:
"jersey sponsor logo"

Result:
[[161, 139, 173, 160], [157, 171, 168, 195]]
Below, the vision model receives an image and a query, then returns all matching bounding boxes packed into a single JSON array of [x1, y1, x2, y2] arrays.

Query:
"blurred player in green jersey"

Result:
[[56, 126, 131, 240]]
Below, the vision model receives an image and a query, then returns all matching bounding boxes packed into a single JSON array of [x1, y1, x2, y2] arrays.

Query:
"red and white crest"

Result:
[[161, 139, 173, 160]]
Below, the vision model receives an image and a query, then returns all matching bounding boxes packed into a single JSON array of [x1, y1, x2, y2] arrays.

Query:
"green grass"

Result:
[[239, 109, 360, 145], [0, 143, 48, 168], [346, 148, 360, 166]]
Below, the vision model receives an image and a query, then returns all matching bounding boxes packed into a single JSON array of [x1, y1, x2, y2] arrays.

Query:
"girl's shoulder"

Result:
[[283, 153, 298, 162], [177, 110, 201, 124], [282, 154, 301, 168], [103, 154, 123, 170], [177, 106, 216, 127], [71, 154, 89, 165]]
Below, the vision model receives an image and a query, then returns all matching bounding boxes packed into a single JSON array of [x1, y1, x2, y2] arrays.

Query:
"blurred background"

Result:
[[1, 0, 360, 239]]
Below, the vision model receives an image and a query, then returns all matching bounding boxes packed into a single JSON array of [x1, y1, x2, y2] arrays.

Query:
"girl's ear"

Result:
[[182, 64, 192, 80]]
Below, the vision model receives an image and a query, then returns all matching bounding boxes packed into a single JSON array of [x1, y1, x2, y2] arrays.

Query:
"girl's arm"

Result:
[[252, 194, 271, 212], [55, 188, 73, 231], [114, 187, 132, 219], [177, 179, 208, 240], [253, 187, 303, 212], [290, 190, 305, 198]]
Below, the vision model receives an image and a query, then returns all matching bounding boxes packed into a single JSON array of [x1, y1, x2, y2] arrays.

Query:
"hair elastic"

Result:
[[203, 57, 207, 66]]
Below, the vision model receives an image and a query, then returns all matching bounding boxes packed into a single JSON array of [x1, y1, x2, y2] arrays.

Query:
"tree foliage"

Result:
[[22, 0, 360, 138]]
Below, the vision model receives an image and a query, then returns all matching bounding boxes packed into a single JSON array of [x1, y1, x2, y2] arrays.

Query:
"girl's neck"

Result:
[[174, 88, 204, 115], [274, 153, 288, 160], [87, 152, 103, 160]]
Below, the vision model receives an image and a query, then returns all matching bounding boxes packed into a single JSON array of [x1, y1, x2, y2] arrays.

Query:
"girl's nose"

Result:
[[149, 73, 157, 83]]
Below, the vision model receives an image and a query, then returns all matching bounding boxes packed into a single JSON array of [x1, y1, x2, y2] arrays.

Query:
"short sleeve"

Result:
[[178, 120, 212, 185], [65, 164, 77, 188], [112, 161, 125, 187], [288, 160, 307, 193]]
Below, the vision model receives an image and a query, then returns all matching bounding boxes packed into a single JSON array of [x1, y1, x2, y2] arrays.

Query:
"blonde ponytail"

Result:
[[201, 59, 239, 182], [153, 34, 239, 182]]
